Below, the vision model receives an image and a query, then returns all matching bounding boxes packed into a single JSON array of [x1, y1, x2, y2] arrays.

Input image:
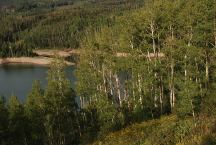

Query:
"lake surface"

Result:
[[0, 64, 76, 101]]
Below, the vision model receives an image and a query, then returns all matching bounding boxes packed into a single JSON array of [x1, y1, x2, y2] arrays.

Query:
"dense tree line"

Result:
[[76, 0, 216, 141], [0, 0, 75, 10], [0, 59, 80, 145]]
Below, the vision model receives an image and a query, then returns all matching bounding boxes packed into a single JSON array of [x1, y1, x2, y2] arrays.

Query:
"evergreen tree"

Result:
[[43, 58, 80, 145], [0, 97, 8, 145], [8, 96, 27, 145], [25, 80, 45, 145]]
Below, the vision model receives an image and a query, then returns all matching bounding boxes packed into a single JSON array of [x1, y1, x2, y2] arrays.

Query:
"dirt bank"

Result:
[[0, 57, 75, 66], [33, 49, 165, 59], [33, 49, 80, 58]]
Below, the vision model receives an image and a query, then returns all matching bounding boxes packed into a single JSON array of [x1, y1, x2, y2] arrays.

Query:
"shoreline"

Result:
[[0, 57, 75, 66], [33, 49, 80, 58], [0, 49, 165, 66]]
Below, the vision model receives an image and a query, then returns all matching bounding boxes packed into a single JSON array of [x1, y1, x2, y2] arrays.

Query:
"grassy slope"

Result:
[[89, 115, 216, 145]]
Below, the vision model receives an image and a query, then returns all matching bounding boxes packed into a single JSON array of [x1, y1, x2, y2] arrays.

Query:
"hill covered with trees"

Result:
[[0, 0, 143, 57], [0, 0, 216, 145], [76, 0, 216, 144]]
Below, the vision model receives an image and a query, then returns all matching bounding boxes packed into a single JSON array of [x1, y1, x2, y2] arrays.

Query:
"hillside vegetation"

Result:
[[0, 0, 216, 145], [76, 0, 216, 144], [0, 0, 143, 57], [89, 115, 216, 145]]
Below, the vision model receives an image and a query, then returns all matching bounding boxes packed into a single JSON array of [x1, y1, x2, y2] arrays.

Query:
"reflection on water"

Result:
[[0, 64, 76, 101]]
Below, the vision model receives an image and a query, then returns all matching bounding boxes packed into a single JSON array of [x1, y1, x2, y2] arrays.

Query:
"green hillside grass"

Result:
[[88, 115, 216, 145]]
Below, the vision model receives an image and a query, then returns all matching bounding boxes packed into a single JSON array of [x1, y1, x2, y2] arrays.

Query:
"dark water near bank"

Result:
[[0, 64, 76, 101]]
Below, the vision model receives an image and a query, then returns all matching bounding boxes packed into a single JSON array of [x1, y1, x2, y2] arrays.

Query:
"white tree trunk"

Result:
[[205, 55, 209, 85], [109, 71, 113, 96], [102, 64, 107, 94], [184, 55, 187, 82], [170, 60, 175, 108], [138, 74, 142, 103], [150, 20, 156, 56], [115, 74, 122, 106], [159, 76, 164, 114]]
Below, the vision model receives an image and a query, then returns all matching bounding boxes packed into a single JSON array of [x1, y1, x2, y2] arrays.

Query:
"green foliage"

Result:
[[0, 97, 8, 145], [0, 0, 216, 144], [90, 115, 216, 145], [0, 0, 143, 57], [76, 0, 216, 143], [95, 96, 123, 134], [25, 81, 45, 145], [174, 119, 194, 143], [176, 80, 198, 119], [43, 58, 80, 145], [0, 59, 81, 145], [8, 96, 27, 145], [201, 135, 216, 145]]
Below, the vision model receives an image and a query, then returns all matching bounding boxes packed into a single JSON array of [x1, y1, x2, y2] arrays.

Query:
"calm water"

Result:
[[0, 64, 76, 101]]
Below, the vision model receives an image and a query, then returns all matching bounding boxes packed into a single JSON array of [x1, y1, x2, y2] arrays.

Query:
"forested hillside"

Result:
[[76, 0, 216, 144], [0, 0, 216, 145], [0, 0, 143, 57]]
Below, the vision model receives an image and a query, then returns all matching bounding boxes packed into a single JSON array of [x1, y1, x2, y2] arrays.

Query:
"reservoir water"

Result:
[[0, 64, 76, 101]]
